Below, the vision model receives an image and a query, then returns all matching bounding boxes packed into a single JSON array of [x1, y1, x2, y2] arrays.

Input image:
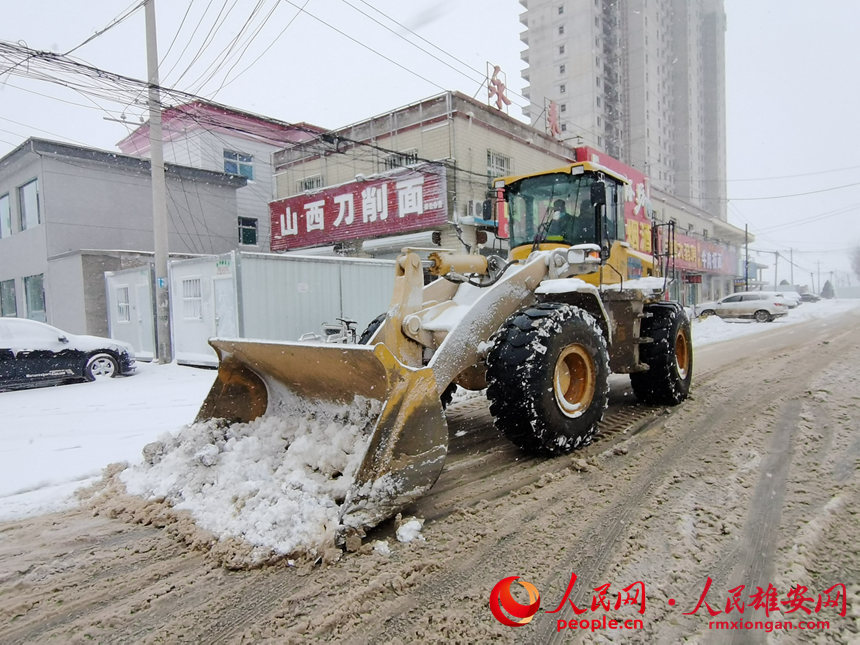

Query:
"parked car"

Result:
[[0, 318, 136, 391], [800, 292, 821, 303], [779, 290, 802, 308], [696, 291, 790, 322]]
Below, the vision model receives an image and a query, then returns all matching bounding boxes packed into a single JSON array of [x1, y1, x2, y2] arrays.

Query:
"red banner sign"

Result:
[[270, 163, 447, 251]]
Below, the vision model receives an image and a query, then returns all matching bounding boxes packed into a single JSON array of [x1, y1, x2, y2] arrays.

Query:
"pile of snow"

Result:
[[396, 517, 426, 543], [691, 298, 860, 347], [119, 397, 379, 559]]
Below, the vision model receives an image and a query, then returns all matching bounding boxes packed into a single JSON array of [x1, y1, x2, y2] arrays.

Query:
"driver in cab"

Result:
[[546, 199, 593, 243]]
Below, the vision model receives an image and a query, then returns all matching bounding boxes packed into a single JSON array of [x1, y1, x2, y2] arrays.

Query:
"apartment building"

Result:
[[520, 0, 727, 221]]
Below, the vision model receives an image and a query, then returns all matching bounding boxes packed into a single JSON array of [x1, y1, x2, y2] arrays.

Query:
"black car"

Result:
[[0, 318, 136, 390]]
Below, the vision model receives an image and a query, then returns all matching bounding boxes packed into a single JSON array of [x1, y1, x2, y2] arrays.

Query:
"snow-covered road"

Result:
[[1, 298, 857, 523], [2, 297, 857, 643]]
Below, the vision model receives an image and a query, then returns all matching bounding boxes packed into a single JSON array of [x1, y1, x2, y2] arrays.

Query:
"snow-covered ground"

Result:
[[1, 299, 858, 528]]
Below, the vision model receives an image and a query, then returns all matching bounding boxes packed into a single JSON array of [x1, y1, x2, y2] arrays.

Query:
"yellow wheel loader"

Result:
[[196, 161, 693, 539]]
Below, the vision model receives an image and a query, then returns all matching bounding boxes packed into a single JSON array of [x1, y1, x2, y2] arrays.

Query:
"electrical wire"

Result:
[[280, 0, 448, 93], [214, 0, 308, 93], [729, 181, 860, 201], [63, 0, 146, 56]]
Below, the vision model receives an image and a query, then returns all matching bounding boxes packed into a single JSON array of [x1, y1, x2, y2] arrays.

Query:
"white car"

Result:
[[778, 290, 802, 308], [696, 291, 790, 323]]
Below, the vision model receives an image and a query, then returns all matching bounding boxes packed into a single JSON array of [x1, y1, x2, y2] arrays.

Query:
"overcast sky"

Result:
[[1, 0, 858, 289]]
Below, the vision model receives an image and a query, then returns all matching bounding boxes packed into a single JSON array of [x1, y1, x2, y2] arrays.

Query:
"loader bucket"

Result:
[[196, 338, 449, 533]]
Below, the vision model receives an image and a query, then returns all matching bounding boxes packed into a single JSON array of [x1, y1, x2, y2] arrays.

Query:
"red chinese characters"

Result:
[[546, 573, 647, 616], [684, 578, 848, 618], [269, 164, 447, 251]]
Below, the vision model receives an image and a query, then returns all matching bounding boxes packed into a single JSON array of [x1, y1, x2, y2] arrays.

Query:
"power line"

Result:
[[729, 180, 860, 201], [63, 0, 146, 56], [725, 163, 860, 183], [339, 0, 484, 88], [214, 0, 308, 94], [754, 202, 859, 233], [280, 0, 447, 94]]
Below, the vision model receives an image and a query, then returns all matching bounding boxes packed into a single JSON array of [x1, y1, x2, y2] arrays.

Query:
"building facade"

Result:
[[0, 138, 245, 335], [270, 91, 744, 304], [117, 101, 322, 252], [519, 0, 727, 221]]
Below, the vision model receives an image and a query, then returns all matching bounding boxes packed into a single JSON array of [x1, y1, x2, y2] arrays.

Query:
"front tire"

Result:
[[86, 353, 119, 380], [358, 312, 387, 344], [754, 309, 771, 323], [630, 303, 693, 405], [486, 303, 610, 455]]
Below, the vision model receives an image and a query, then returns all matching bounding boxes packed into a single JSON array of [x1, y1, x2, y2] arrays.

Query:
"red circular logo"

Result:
[[489, 576, 541, 627]]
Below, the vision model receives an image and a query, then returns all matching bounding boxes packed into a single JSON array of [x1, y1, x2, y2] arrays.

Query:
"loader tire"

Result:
[[359, 312, 387, 345], [486, 303, 610, 455], [630, 303, 693, 405]]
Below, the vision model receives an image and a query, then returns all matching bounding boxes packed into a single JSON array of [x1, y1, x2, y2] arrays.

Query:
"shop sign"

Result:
[[270, 163, 447, 251]]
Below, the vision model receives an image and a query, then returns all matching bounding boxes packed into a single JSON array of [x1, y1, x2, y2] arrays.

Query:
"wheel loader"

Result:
[[195, 160, 693, 540]]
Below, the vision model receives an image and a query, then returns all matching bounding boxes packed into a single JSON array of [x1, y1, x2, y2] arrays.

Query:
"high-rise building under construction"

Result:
[[519, 0, 727, 220]]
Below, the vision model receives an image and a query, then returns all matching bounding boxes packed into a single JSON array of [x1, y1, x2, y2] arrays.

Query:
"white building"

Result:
[[117, 100, 323, 251]]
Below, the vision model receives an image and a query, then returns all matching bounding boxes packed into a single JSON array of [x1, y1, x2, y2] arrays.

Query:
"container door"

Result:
[[213, 277, 238, 338], [135, 282, 156, 360]]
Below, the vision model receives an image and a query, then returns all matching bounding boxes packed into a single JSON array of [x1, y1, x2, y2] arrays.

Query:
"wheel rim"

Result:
[[554, 344, 595, 417], [674, 330, 690, 379], [90, 356, 116, 378], [755, 310, 769, 322]]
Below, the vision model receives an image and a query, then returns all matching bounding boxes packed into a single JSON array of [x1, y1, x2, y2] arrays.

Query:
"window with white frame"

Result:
[[116, 286, 130, 323], [0, 279, 16, 317], [296, 175, 323, 193], [223, 150, 254, 180], [182, 278, 203, 320], [23, 273, 45, 321], [0, 193, 11, 238], [238, 217, 258, 245], [487, 150, 511, 186], [18, 179, 40, 231]]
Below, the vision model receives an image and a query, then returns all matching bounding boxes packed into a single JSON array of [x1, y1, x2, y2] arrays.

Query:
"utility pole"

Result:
[[817, 261, 822, 296], [773, 251, 778, 289], [145, 0, 172, 363], [789, 248, 794, 286], [744, 224, 749, 290]]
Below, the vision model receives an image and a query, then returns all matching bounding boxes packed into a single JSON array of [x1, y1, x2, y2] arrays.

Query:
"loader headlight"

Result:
[[567, 244, 602, 265]]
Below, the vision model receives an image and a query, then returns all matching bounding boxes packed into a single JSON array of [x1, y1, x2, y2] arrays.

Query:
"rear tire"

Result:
[[754, 309, 771, 323], [698, 309, 716, 318], [630, 303, 692, 405], [486, 303, 610, 455]]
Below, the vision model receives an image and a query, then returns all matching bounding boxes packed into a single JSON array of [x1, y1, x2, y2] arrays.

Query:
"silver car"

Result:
[[696, 291, 790, 322]]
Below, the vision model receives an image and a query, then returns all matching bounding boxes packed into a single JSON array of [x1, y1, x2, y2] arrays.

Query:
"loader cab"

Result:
[[499, 163, 626, 261]]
